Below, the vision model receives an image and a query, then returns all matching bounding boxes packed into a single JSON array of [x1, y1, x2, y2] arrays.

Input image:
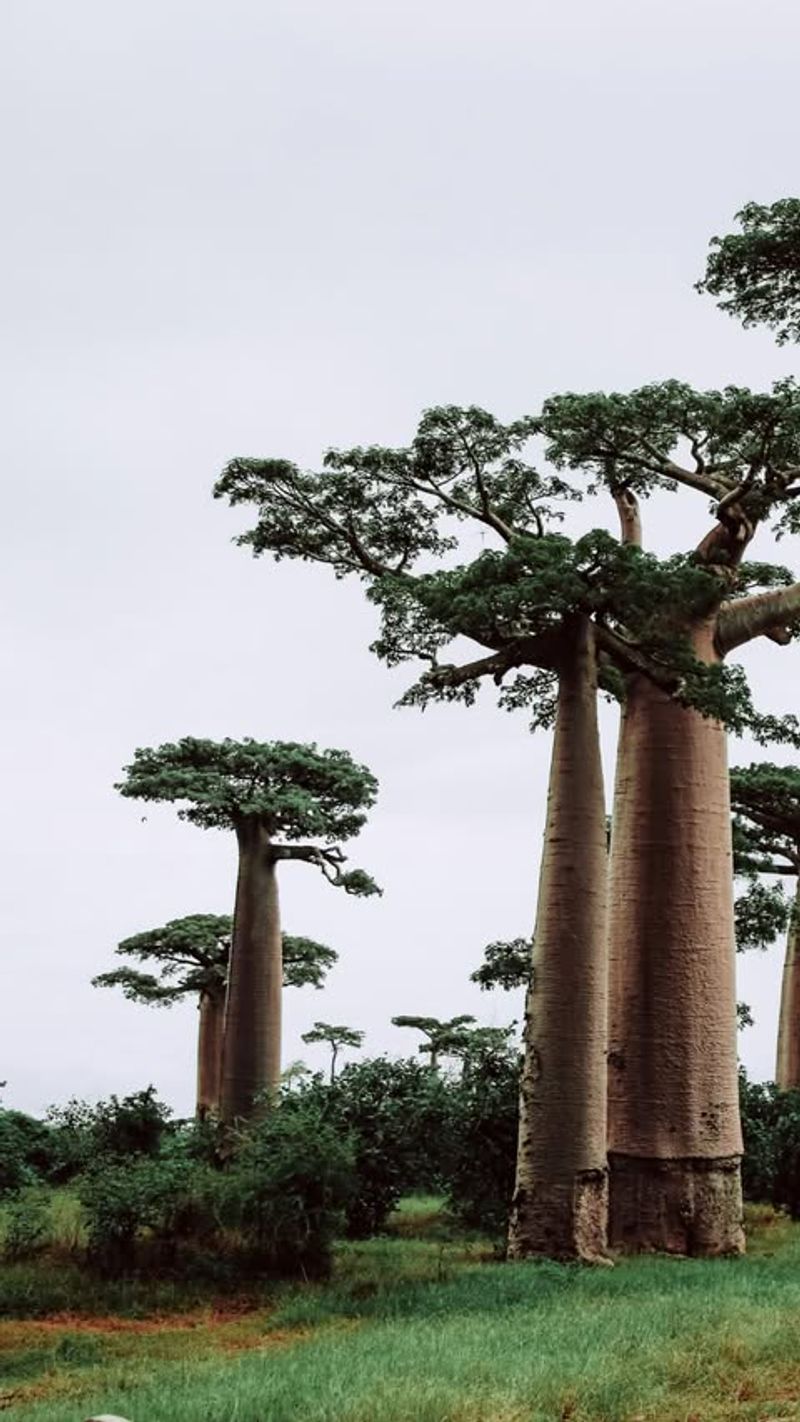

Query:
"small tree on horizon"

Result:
[[116, 737, 379, 1124], [391, 1014, 476, 1071], [92, 914, 338, 1117], [301, 1022, 365, 1083]]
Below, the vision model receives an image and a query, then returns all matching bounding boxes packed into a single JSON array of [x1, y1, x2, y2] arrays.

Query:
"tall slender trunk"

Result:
[[776, 880, 800, 1090], [220, 819, 283, 1124], [508, 617, 609, 1262], [330, 1046, 338, 1085], [196, 989, 225, 1118], [607, 618, 744, 1255]]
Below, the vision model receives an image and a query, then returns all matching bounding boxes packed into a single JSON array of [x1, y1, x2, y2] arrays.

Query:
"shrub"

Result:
[[442, 1041, 520, 1239], [0, 1111, 57, 1194], [297, 1058, 451, 1238], [77, 1151, 207, 1275], [47, 1086, 173, 1180], [1, 1190, 49, 1260], [740, 1072, 800, 1217], [222, 1099, 355, 1276]]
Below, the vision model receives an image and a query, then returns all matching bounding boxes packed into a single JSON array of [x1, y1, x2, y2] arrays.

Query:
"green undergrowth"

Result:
[[3, 1202, 800, 1420]]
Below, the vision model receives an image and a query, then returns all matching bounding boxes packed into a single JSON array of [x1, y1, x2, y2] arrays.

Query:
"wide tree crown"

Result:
[[117, 737, 378, 838], [214, 404, 800, 741], [92, 914, 339, 1004]]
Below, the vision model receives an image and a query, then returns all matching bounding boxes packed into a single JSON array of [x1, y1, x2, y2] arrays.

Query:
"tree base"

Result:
[[608, 1153, 744, 1256], [507, 1170, 610, 1263]]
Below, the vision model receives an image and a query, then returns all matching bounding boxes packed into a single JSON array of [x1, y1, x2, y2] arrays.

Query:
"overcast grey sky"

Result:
[[2, 0, 799, 1116]]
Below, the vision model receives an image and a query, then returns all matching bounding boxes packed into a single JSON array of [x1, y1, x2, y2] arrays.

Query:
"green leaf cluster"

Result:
[[698, 200, 800, 346], [116, 737, 378, 838]]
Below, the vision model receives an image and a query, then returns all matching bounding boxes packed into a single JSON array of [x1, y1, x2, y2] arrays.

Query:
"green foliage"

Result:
[[215, 403, 800, 739], [301, 1023, 365, 1080], [77, 1151, 209, 1276], [540, 378, 800, 505], [471, 938, 531, 992], [697, 198, 800, 344], [391, 1015, 477, 1066], [220, 1100, 355, 1277], [93, 915, 338, 1005], [298, 1059, 451, 1238], [443, 1039, 520, 1239], [1, 1190, 50, 1261], [0, 1112, 57, 1195], [736, 1001, 754, 1029], [739, 1073, 800, 1217], [117, 737, 378, 840], [46, 1087, 173, 1179], [735, 881, 791, 952]]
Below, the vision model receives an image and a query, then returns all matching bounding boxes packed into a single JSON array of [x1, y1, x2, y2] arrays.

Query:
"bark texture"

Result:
[[508, 618, 610, 1262], [776, 880, 800, 1091], [607, 618, 744, 1255], [221, 820, 283, 1124], [196, 989, 225, 1118]]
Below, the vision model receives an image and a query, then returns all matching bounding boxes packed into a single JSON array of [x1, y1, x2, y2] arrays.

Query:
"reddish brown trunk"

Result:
[[776, 880, 800, 1090], [507, 617, 609, 1262], [607, 618, 744, 1255], [196, 989, 225, 1118], [220, 819, 283, 1124]]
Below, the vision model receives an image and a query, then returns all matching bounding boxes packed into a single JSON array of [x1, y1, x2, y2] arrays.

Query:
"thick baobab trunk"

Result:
[[607, 619, 744, 1255], [196, 989, 225, 1118], [221, 820, 283, 1124], [508, 617, 609, 1262], [776, 881, 800, 1090]]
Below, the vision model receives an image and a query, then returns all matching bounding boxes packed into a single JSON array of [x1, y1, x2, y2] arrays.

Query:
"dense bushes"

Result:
[[221, 1100, 354, 1275], [443, 1045, 520, 1238], [740, 1072, 800, 1217], [75, 1096, 353, 1277], [10, 1061, 800, 1283], [0, 1111, 57, 1195], [297, 1058, 451, 1237]]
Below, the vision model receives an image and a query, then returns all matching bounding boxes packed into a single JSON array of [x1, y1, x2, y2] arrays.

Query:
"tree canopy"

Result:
[[214, 401, 800, 738], [470, 938, 532, 992], [116, 738, 380, 894], [697, 199, 800, 345], [92, 914, 339, 1005]]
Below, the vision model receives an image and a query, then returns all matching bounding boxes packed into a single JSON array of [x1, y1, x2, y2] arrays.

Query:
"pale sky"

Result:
[[2, 0, 799, 1116]]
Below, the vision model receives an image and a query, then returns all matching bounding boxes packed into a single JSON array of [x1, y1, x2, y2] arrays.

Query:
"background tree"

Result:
[[391, 1014, 476, 1071], [116, 738, 379, 1124], [92, 915, 337, 1116], [541, 378, 800, 1253], [698, 199, 800, 345], [731, 763, 800, 1089], [301, 1022, 364, 1083]]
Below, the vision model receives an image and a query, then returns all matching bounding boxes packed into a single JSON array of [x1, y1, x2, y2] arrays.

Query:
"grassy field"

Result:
[[2, 1198, 800, 1420]]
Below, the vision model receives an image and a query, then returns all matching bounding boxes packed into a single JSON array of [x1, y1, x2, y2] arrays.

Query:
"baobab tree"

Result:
[[214, 403, 786, 1259], [391, 1014, 476, 1070], [116, 738, 379, 1123], [301, 1022, 364, 1083], [698, 198, 800, 345], [92, 914, 337, 1116], [541, 379, 800, 1253], [730, 764, 800, 1089]]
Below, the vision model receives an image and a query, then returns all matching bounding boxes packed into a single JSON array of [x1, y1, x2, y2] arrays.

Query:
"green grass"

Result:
[[3, 1202, 800, 1420]]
